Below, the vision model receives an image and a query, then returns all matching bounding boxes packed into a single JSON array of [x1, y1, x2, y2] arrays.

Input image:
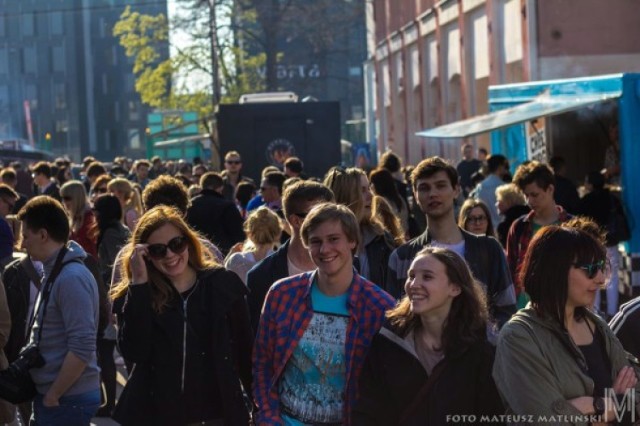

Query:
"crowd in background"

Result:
[[0, 145, 636, 425]]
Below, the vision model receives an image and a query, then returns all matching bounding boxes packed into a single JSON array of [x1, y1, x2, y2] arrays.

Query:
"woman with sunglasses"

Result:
[[323, 166, 397, 290], [107, 177, 143, 231], [493, 220, 640, 424], [458, 199, 496, 238], [110, 206, 253, 426], [60, 180, 98, 257]]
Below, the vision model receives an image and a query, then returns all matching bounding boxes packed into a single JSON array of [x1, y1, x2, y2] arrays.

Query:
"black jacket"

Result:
[[186, 189, 245, 255], [496, 205, 530, 248], [246, 241, 290, 334], [363, 230, 396, 290], [352, 323, 504, 425], [113, 268, 253, 426], [2, 256, 33, 363]]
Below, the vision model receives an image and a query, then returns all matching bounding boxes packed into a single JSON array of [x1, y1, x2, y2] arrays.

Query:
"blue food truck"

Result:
[[419, 73, 640, 295]]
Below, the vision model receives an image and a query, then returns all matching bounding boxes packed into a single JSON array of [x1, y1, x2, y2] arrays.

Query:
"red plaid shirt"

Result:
[[506, 206, 572, 294], [252, 270, 394, 425]]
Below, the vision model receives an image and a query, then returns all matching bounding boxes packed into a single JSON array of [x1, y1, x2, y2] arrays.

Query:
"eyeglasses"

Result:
[[62, 195, 73, 202], [147, 236, 189, 259], [466, 215, 488, 224], [94, 187, 107, 194], [573, 259, 611, 279], [225, 160, 241, 165]]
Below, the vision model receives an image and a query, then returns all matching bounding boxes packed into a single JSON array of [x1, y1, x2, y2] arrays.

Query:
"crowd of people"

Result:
[[0, 145, 636, 425]]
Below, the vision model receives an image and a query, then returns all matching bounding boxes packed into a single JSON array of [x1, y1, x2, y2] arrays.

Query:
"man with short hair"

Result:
[[457, 143, 483, 197], [222, 151, 255, 201], [507, 161, 571, 302], [260, 171, 286, 214], [84, 161, 108, 194], [130, 160, 151, 189], [283, 157, 304, 179], [148, 156, 166, 179], [0, 168, 28, 213], [549, 156, 579, 214], [387, 157, 516, 328], [0, 184, 18, 266], [31, 162, 61, 201], [252, 203, 393, 425], [473, 154, 509, 228], [186, 172, 245, 255], [17, 196, 101, 423], [246, 180, 334, 332]]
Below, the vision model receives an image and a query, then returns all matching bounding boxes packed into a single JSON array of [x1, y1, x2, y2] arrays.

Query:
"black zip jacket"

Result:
[[113, 267, 252, 426]]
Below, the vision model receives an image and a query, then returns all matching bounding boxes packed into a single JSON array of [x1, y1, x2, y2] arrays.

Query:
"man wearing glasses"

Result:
[[222, 151, 255, 201], [0, 184, 18, 267]]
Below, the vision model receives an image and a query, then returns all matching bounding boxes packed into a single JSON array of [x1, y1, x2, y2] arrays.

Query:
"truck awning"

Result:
[[416, 91, 621, 139]]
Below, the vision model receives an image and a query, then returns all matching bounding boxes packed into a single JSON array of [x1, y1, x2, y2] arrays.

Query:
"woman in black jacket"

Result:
[[353, 247, 504, 425], [324, 166, 397, 290], [93, 193, 131, 417], [111, 205, 253, 426]]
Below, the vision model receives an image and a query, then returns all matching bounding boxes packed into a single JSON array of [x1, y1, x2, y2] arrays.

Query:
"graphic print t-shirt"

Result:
[[279, 283, 349, 425]]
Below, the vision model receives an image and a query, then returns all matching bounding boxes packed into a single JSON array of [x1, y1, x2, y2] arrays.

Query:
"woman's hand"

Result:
[[613, 366, 638, 394], [129, 244, 149, 284]]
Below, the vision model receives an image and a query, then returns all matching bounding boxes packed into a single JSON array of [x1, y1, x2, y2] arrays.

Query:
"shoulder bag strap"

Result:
[[398, 359, 447, 424], [20, 256, 42, 290], [26, 247, 68, 347]]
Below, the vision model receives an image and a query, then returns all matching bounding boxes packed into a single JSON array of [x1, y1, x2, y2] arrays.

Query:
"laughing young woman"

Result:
[[110, 206, 253, 426], [352, 247, 504, 425]]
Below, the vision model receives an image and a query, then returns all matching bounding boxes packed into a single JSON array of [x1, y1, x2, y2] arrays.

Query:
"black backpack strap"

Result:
[[20, 256, 42, 291], [28, 247, 68, 346]]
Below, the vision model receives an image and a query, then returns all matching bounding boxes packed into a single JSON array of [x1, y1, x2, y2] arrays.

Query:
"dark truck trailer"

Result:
[[217, 101, 341, 181]]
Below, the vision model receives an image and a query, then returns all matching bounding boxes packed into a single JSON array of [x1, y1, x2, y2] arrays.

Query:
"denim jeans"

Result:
[[31, 389, 100, 426]]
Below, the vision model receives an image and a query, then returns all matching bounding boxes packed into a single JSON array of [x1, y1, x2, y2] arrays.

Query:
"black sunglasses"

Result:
[[226, 160, 241, 165], [62, 195, 73, 201], [147, 236, 189, 259], [573, 259, 609, 279]]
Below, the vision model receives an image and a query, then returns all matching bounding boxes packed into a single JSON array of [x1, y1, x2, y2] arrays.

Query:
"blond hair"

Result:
[[244, 207, 282, 246], [60, 180, 90, 232]]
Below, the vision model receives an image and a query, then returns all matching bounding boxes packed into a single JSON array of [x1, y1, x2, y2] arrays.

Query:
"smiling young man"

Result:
[[387, 157, 516, 328], [246, 180, 334, 333], [252, 203, 394, 425], [506, 161, 571, 305]]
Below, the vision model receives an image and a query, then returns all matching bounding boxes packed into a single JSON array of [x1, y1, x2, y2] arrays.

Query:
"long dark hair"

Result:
[[387, 247, 488, 356], [93, 194, 123, 247], [369, 168, 403, 212], [522, 225, 606, 327]]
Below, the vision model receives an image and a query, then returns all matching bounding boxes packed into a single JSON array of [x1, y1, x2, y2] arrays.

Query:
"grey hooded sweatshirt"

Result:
[[28, 241, 100, 396]]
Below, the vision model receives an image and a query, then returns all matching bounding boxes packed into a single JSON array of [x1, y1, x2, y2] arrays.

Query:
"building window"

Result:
[[128, 101, 139, 121], [22, 13, 35, 37], [54, 83, 66, 109], [0, 85, 8, 112], [51, 12, 64, 35], [52, 46, 65, 73], [125, 74, 135, 92], [22, 46, 37, 74], [25, 83, 37, 109], [0, 48, 7, 74], [128, 129, 140, 149], [104, 129, 111, 151], [55, 119, 68, 132]]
